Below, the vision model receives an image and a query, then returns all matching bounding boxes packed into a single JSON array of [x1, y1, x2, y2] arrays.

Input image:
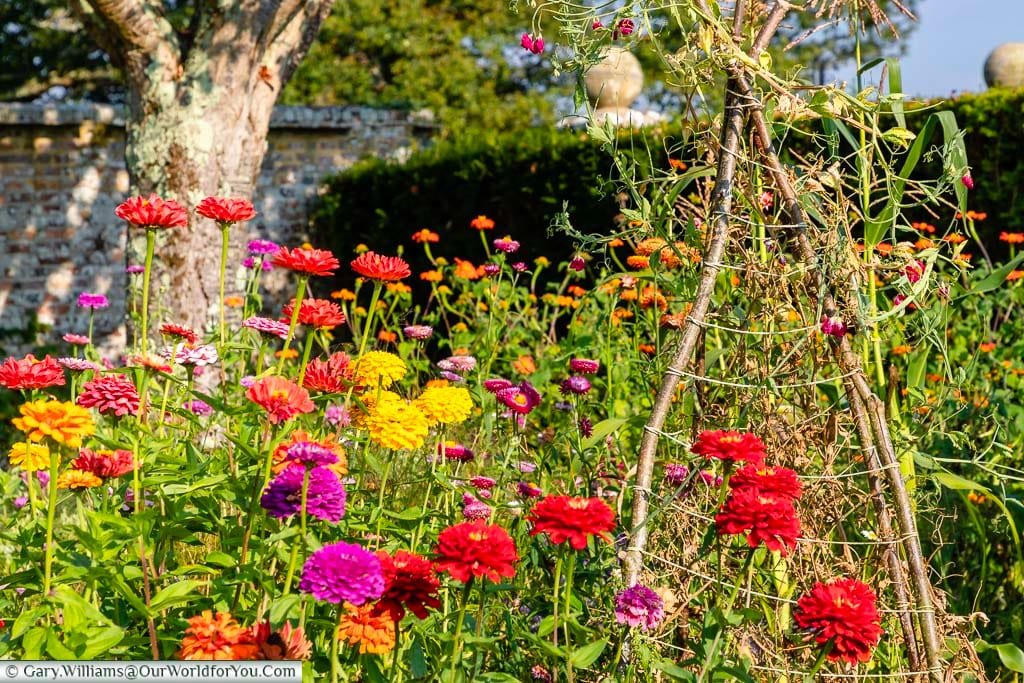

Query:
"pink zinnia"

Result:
[[77, 374, 140, 417]]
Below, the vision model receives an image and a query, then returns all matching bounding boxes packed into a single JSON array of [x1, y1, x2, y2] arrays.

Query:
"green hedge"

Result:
[[312, 89, 1024, 263]]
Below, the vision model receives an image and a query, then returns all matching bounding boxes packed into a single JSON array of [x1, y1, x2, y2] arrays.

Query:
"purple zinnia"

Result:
[[172, 343, 218, 367], [262, 465, 346, 523], [482, 263, 500, 276], [493, 237, 521, 254], [243, 256, 273, 271], [560, 375, 591, 395], [77, 292, 109, 309], [462, 493, 492, 520], [438, 442, 474, 462], [184, 399, 213, 416], [512, 262, 527, 272], [569, 358, 600, 374], [242, 316, 290, 339], [287, 441, 338, 467], [325, 404, 351, 427], [248, 239, 279, 255], [614, 584, 664, 631], [299, 540, 383, 605], [403, 325, 434, 340]]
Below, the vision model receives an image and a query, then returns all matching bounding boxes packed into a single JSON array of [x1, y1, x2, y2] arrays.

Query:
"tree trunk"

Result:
[[69, 0, 333, 334]]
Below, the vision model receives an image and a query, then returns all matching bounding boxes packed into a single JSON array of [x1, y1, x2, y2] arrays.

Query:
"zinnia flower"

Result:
[[77, 292, 109, 309], [287, 441, 339, 467], [614, 584, 665, 631], [353, 351, 407, 389], [528, 495, 616, 550], [251, 621, 311, 661], [63, 333, 90, 345], [272, 246, 340, 277], [438, 355, 477, 374], [302, 352, 353, 394], [437, 441, 474, 462], [413, 386, 473, 425], [246, 376, 315, 424], [57, 469, 103, 489], [299, 541, 385, 605], [160, 323, 199, 345], [115, 194, 188, 229], [185, 399, 213, 416], [463, 493, 492, 520], [261, 464, 346, 522], [58, 358, 98, 372], [281, 298, 346, 329], [13, 399, 94, 448], [172, 343, 219, 367], [470, 215, 496, 230], [351, 251, 411, 281], [715, 487, 800, 555], [247, 239, 279, 255], [196, 196, 256, 224], [76, 374, 141, 417], [434, 520, 519, 583], [403, 325, 434, 340], [242, 316, 290, 339], [493, 236, 520, 253], [729, 464, 802, 502], [71, 448, 134, 478], [0, 355, 66, 390], [336, 603, 395, 655], [177, 611, 258, 660], [569, 358, 600, 374], [411, 229, 439, 243], [364, 394, 429, 450], [794, 578, 883, 665], [375, 550, 441, 621], [8, 442, 51, 472], [691, 430, 767, 464]]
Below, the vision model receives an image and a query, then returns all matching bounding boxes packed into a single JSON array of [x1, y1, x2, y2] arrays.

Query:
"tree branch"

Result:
[[77, 0, 180, 84]]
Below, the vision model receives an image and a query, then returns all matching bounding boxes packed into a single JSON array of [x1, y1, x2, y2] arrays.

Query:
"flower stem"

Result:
[[278, 276, 308, 374], [330, 605, 344, 683], [283, 467, 311, 594], [356, 282, 384, 360], [42, 448, 60, 598], [140, 229, 156, 357], [297, 328, 316, 385], [218, 223, 231, 352], [448, 580, 473, 681], [563, 550, 577, 683]]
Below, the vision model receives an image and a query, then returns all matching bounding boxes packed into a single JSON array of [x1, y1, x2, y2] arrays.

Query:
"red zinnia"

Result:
[[76, 374, 141, 417], [195, 196, 256, 224], [375, 550, 441, 621], [434, 521, 518, 583], [715, 487, 800, 555], [351, 251, 411, 282], [527, 495, 616, 550], [302, 352, 353, 394], [281, 298, 346, 329], [72, 448, 135, 478], [691, 430, 767, 464], [160, 323, 199, 345], [728, 464, 802, 502], [115, 194, 188, 229], [794, 578, 883, 665], [0, 355, 66, 390], [272, 246, 340, 277], [246, 376, 315, 424]]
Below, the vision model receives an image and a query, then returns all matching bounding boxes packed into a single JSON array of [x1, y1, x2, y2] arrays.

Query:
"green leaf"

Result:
[[269, 594, 302, 624], [23, 627, 46, 659], [568, 638, 608, 668], [655, 660, 696, 681], [968, 253, 1024, 295], [80, 626, 124, 659], [476, 675, 522, 683], [933, 471, 989, 494], [149, 579, 203, 613], [977, 640, 1024, 673], [12, 607, 44, 639], [205, 551, 237, 568], [908, 347, 929, 392]]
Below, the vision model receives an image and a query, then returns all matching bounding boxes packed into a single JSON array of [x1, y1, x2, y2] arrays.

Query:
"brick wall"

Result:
[[0, 103, 433, 355]]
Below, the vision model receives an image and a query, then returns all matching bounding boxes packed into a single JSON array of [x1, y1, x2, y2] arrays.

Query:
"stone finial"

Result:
[[984, 43, 1024, 89], [584, 47, 650, 128]]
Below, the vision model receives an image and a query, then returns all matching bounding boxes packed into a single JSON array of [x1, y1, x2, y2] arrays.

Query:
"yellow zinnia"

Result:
[[364, 395, 429, 450], [413, 386, 473, 426], [12, 400, 95, 448], [8, 442, 51, 472], [57, 470, 103, 489], [353, 352, 407, 389]]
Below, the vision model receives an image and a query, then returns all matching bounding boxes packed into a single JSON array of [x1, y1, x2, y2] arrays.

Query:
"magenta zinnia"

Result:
[[76, 374, 141, 417]]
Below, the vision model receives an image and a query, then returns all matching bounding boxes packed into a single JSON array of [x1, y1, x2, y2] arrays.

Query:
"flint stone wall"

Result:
[[0, 102, 433, 355]]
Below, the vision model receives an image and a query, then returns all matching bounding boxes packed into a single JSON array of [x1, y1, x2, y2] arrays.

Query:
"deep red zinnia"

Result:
[[281, 298, 346, 329], [728, 464, 802, 502], [375, 550, 441, 621], [195, 196, 256, 224], [0, 355, 66, 390], [794, 578, 883, 665], [72, 448, 135, 478], [115, 194, 188, 229], [76, 374, 141, 417], [302, 352, 353, 394], [715, 486, 800, 555], [246, 376, 315, 424], [272, 246, 340, 277], [351, 251, 412, 282], [527, 495, 616, 550], [691, 430, 767, 464], [434, 521, 518, 583]]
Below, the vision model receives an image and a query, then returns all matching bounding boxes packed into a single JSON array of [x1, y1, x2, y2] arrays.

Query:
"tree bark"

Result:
[[69, 0, 332, 333]]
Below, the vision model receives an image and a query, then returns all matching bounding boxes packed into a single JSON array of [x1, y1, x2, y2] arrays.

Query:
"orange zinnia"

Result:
[[272, 246, 339, 277], [177, 611, 258, 660], [246, 376, 315, 424], [452, 258, 482, 280], [351, 251, 411, 281], [411, 229, 439, 243], [470, 215, 495, 231], [13, 399, 95, 448], [337, 603, 396, 655], [999, 232, 1024, 244], [512, 355, 536, 375]]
